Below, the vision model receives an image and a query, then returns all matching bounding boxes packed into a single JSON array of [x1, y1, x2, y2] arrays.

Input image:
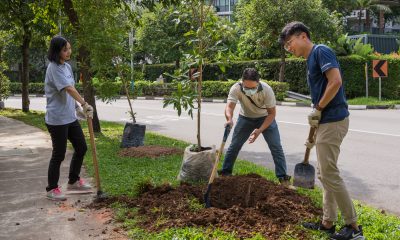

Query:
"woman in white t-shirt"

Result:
[[44, 36, 93, 201]]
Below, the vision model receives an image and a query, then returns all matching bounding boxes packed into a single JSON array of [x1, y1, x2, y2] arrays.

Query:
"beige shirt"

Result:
[[227, 81, 276, 118]]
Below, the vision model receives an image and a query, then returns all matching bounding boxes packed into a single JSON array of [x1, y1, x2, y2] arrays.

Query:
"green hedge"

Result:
[[10, 80, 289, 101], [200, 80, 289, 100], [10, 82, 84, 95], [141, 56, 400, 99]]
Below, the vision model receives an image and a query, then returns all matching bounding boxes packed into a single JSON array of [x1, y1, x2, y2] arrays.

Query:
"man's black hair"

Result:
[[47, 36, 69, 64], [279, 21, 311, 45], [242, 68, 260, 82]]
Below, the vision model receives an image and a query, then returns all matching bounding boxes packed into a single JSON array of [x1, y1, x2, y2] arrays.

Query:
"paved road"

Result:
[[5, 97, 400, 216]]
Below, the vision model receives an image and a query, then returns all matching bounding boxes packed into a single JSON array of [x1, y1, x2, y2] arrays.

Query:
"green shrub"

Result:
[[202, 80, 236, 98], [202, 80, 288, 101], [9, 80, 288, 101], [0, 62, 11, 101], [29, 83, 45, 94], [142, 64, 175, 82], [9, 82, 21, 94], [266, 80, 290, 101], [143, 55, 400, 99]]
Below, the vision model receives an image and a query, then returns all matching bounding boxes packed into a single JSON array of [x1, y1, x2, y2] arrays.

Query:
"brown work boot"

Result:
[[278, 175, 297, 190]]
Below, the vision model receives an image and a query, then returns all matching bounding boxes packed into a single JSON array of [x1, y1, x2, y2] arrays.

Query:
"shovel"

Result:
[[87, 117, 108, 202], [293, 126, 316, 189], [204, 125, 231, 208]]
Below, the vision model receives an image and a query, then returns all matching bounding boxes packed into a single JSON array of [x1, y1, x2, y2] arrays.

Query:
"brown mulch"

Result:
[[90, 174, 322, 239], [118, 145, 183, 158]]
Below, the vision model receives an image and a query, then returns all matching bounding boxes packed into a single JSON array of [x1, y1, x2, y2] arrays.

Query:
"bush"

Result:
[[29, 83, 45, 94], [142, 55, 400, 99], [202, 80, 236, 98], [142, 64, 175, 82], [9, 80, 289, 101], [0, 62, 11, 101], [202, 80, 289, 101], [9, 82, 21, 94]]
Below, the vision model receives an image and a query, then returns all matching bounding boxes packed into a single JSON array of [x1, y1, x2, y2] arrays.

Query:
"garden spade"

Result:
[[204, 125, 231, 208], [87, 117, 108, 202], [293, 127, 316, 189]]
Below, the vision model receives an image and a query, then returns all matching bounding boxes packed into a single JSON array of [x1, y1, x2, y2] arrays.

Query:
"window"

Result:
[[214, 0, 229, 12]]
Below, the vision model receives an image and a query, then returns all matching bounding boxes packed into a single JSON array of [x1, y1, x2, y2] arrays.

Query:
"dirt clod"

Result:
[[118, 145, 182, 158], [67, 217, 76, 221]]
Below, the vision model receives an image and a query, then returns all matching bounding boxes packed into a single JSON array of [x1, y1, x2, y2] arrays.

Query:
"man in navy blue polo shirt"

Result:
[[280, 22, 364, 240]]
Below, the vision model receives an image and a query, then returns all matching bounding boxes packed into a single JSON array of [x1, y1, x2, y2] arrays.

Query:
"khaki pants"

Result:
[[316, 117, 357, 225]]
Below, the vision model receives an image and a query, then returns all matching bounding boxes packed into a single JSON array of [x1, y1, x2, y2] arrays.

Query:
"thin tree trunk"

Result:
[[78, 46, 100, 132], [63, 0, 101, 132], [196, 1, 204, 152], [197, 63, 202, 152], [379, 10, 384, 34], [21, 27, 31, 112], [175, 58, 180, 69], [278, 47, 285, 82], [366, 10, 370, 33]]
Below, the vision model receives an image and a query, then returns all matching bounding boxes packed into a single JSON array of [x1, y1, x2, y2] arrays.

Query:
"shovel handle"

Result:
[[208, 125, 231, 185], [87, 117, 102, 192], [304, 127, 316, 164]]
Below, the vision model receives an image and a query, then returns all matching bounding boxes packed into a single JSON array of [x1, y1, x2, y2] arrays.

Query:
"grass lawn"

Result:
[[1, 108, 400, 239], [347, 97, 400, 106]]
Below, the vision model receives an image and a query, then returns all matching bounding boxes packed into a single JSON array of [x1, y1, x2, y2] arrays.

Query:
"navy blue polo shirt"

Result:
[[306, 44, 349, 124]]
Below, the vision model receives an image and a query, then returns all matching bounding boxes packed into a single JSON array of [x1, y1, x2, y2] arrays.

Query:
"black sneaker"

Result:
[[303, 221, 336, 235], [330, 225, 365, 240]]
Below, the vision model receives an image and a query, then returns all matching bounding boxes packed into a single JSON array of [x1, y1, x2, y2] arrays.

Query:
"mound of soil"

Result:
[[92, 174, 321, 239], [118, 145, 183, 158]]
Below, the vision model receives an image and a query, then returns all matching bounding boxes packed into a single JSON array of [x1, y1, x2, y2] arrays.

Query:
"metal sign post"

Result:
[[379, 77, 381, 101], [372, 60, 388, 101], [365, 63, 368, 98]]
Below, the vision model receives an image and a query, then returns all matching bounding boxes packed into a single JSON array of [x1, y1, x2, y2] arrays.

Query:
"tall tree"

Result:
[[354, 0, 391, 33], [135, 3, 237, 68], [163, 0, 236, 151], [236, 0, 343, 82], [0, 1, 56, 112], [62, 0, 113, 132], [322, 0, 356, 16], [62, 0, 179, 132], [135, 4, 192, 67]]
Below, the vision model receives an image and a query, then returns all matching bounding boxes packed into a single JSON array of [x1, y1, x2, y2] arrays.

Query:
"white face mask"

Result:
[[243, 88, 257, 96]]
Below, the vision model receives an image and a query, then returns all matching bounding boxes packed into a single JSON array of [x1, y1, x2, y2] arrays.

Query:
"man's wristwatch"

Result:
[[316, 104, 324, 111]]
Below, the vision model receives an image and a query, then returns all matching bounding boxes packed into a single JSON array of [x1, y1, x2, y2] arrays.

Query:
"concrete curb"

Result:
[[13, 94, 45, 98], [349, 105, 367, 110], [10, 94, 399, 110]]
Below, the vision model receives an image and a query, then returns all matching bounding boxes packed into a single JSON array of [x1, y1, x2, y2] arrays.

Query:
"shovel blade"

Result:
[[293, 162, 315, 189], [204, 184, 212, 208]]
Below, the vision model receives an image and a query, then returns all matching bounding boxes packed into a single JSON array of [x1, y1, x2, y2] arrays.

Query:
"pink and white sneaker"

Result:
[[46, 186, 67, 201], [67, 178, 92, 192]]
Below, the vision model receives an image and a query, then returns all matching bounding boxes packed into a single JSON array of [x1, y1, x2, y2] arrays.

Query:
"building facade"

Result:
[[213, 0, 238, 21]]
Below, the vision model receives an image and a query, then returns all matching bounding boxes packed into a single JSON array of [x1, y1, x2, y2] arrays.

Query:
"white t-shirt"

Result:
[[227, 81, 276, 118], [44, 62, 77, 125]]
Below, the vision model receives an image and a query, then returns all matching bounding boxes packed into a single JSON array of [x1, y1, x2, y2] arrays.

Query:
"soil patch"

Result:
[[118, 145, 183, 158], [90, 174, 321, 239]]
